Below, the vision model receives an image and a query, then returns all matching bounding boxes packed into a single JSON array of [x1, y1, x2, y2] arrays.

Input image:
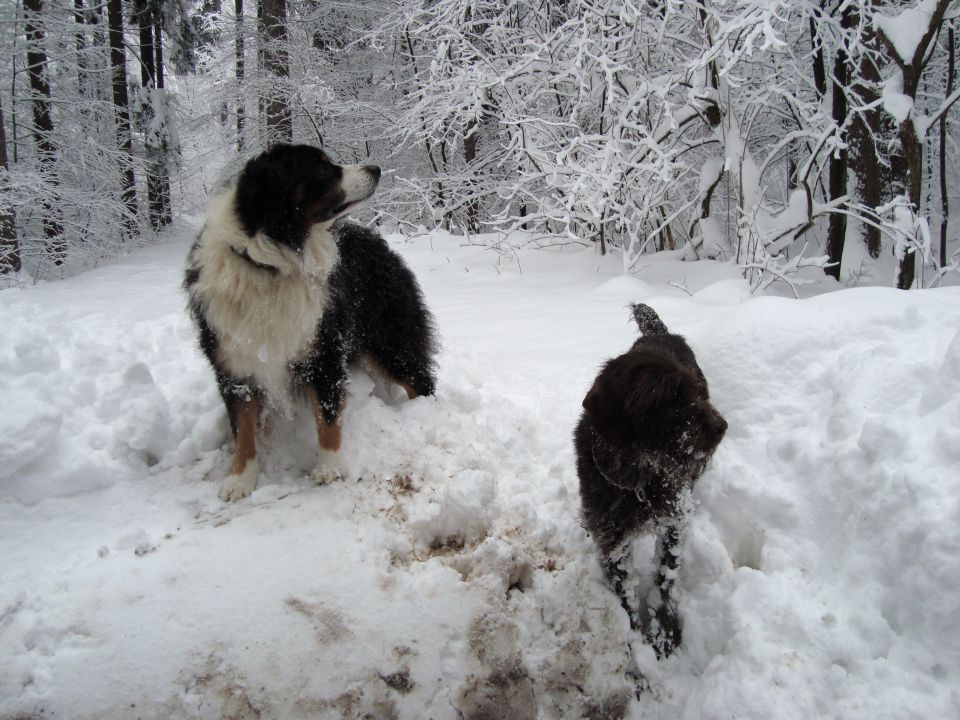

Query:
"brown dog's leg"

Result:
[[220, 395, 261, 501], [306, 386, 341, 451], [232, 397, 260, 473], [306, 387, 345, 482]]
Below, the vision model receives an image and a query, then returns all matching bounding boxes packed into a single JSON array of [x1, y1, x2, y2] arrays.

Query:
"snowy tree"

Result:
[[371, 0, 959, 291], [1, 0, 183, 279], [107, 0, 139, 238], [0, 94, 17, 275], [874, 0, 960, 288], [134, 0, 170, 231], [1, 0, 958, 287], [23, 0, 65, 265], [260, 0, 292, 144]]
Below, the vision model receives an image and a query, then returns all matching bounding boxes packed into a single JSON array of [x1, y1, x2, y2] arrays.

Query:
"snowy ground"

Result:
[[1, 220, 959, 719]]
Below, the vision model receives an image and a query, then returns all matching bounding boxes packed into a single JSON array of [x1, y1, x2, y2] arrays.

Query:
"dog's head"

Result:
[[583, 347, 727, 473], [234, 144, 381, 252]]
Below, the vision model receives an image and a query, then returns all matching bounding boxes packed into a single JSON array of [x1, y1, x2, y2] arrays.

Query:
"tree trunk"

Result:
[[810, 14, 827, 99], [898, 117, 922, 289], [463, 118, 480, 233], [154, 13, 172, 227], [879, 0, 952, 288], [236, 0, 246, 151], [136, 0, 161, 230], [0, 94, 19, 274], [849, 40, 886, 260], [825, 7, 852, 281], [107, 0, 139, 237], [74, 0, 88, 95], [259, 0, 291, 144], [137, 1, 156, 88], [23, 0, 65, 265], [940, 24, 954, 268], [136, 0, 172, 231], [89, 2, 106, 104]]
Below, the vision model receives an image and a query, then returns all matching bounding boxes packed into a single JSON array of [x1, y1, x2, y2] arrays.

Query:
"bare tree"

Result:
[[236, 0, 246, 151], [107, 0, 139, 237], [940, 22, 955, 269], [825, 4, 853, 281], [259, 0, 291, 143], [0, 94, 19, 275], [23, 0, 65, 265], [135, 0, 172, 231], [876, 0, 956, 288]]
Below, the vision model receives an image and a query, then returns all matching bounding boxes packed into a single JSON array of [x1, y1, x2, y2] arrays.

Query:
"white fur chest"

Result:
[[188, 191, 340, 409]]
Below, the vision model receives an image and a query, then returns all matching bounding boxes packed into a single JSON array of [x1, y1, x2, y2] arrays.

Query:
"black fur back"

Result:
[[293, 222, 439, 419]]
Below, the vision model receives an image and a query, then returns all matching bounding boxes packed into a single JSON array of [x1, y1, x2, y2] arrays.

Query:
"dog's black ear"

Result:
[[582, 374, 635, 448]]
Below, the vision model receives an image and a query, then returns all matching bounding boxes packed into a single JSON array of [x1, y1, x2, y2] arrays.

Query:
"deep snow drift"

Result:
[[1, 223, 959, 719]]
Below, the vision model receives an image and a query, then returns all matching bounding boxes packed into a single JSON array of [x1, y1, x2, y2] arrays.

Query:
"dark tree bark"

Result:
[[259, 0, 292, 143], [848, 40, 886, 260], [810, 15, 827, 99], [463, 118, 480, 233], [0, 94, 19, 274], [24, 0, 65, 265], [824, 6, 853, 281], [940, 24, 954, 268], [137, 1, 156, 88], [107, 0, 139, 237], [897, 120, 923, 288], [88, 2, 107, 104], [236, 0, 246, 151], [153, 11, 172, 227]]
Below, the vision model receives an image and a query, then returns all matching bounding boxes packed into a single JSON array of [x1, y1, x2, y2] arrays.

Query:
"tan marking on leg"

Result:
[[231, 396, 261, 475], [306, 387, 342, 452], [362, 354, 419, 400]]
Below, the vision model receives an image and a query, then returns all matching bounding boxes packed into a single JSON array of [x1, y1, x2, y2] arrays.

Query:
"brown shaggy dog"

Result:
[[574, 303, 726, 658]]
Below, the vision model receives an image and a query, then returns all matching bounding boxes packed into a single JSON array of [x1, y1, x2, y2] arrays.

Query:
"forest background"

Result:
[[2, 0, 960, 294]]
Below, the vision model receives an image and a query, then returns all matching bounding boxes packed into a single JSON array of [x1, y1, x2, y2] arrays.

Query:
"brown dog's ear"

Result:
[[582, 374, 634, 448]]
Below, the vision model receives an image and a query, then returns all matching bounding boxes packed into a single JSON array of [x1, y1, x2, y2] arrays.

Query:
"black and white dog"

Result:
[[574, 303, 726, 657], [185, 144, 438, 501]]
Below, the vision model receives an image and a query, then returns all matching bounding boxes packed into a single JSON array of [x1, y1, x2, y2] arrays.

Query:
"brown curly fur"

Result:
[[574, 304, 726, 658]]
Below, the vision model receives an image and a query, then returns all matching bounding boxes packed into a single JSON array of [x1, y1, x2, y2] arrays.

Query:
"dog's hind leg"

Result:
[[646, 521, 684, 658], [220, 394, 262, 501], [365, 349, 435, 400]]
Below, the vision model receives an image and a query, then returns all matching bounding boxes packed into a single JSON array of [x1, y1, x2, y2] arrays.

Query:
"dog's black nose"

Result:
[[366, 165, 382, 180], [713, 415, 728, 440]]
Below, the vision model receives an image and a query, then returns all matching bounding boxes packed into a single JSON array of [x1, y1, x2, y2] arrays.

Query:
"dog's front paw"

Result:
[[646, 604, 682, 659], [313, 450, 346, 485], [220, 460, 259, 502]]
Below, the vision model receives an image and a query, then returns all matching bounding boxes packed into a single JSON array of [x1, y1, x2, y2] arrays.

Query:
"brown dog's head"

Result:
[[582, 346, 727, 478], [234, 143, 381, 252]]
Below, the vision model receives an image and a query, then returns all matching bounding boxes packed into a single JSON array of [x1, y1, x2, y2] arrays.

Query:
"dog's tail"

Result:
[[630, 303, 669, 336]]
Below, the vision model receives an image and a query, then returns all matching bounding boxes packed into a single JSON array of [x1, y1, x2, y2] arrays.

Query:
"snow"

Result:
[[882, 70, 914, 124], [2, 221, 960, 718], [874, 0, 938, 64]]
